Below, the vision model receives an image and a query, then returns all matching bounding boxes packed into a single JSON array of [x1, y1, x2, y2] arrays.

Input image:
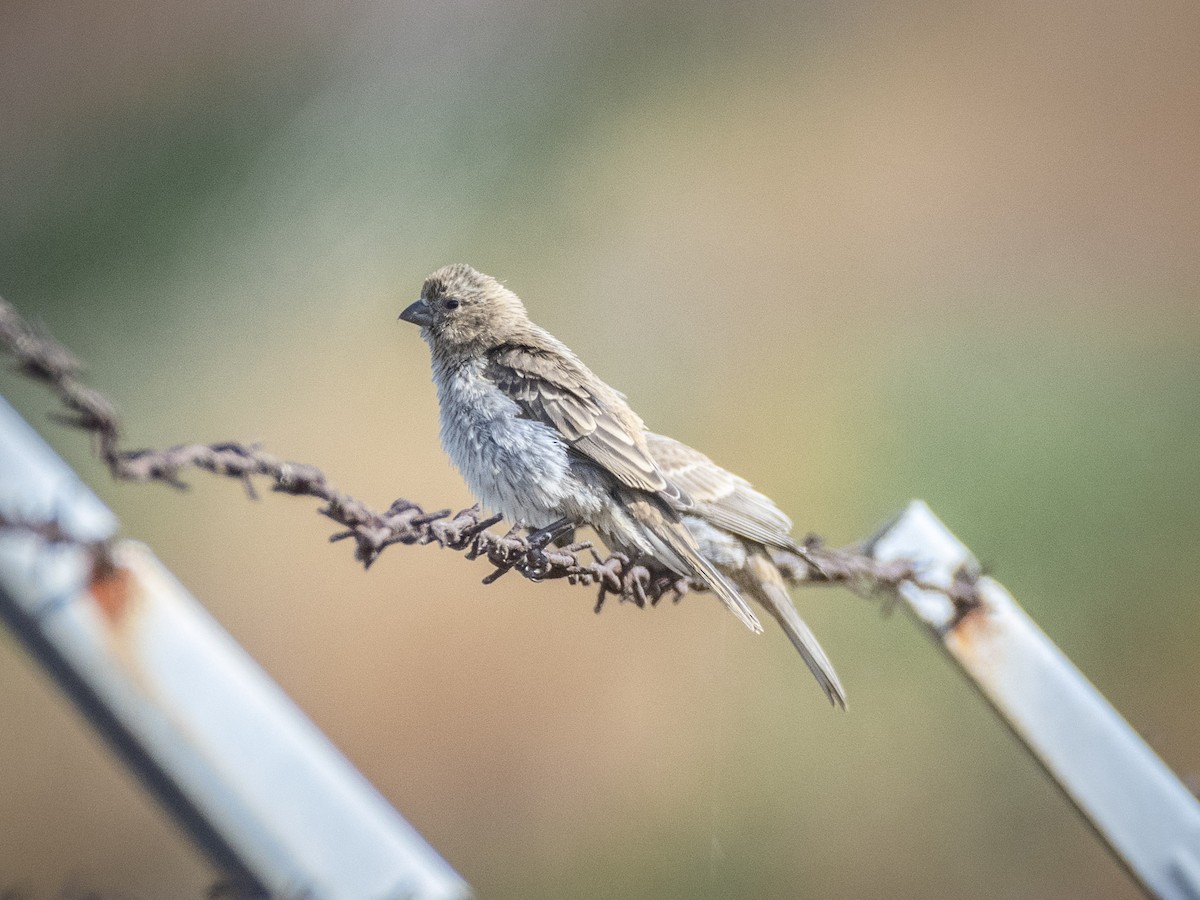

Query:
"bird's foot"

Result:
[[525, 517, 577, 550], [507, 518, 579, 582]]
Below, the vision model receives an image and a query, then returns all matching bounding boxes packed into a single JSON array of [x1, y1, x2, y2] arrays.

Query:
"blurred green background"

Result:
[[1, 2, 1197, 897]]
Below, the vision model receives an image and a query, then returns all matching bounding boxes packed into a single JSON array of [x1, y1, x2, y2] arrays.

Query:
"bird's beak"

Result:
[[399, 298, 433, 327]]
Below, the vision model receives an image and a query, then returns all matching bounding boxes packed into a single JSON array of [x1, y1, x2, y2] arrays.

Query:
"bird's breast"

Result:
[[434, 360, 573, 524]]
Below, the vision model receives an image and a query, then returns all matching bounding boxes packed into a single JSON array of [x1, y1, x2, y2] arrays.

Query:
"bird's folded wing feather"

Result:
[[645, 431, 798, 550], [487, 345, 683, 500]]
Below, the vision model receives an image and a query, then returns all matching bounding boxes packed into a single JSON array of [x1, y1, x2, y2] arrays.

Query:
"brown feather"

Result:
[[743, 552, 846, 708], [619, 491, 763, 633], [649, 432, 846, 704], [645, 431, 796, 549], [487, 344, 682, 499]]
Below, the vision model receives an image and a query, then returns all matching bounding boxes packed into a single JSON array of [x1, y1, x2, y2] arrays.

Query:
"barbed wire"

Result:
[[0, 296, 974, 615]]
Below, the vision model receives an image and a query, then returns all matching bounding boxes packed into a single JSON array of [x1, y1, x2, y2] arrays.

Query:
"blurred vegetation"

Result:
[[1, 2, 1197, 898]]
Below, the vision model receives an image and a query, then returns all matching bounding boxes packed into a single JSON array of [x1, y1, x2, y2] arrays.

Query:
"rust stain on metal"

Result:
[[946, 602, 1001, 673], [87, 545, 156, 696], [88, 550, 137, 625]]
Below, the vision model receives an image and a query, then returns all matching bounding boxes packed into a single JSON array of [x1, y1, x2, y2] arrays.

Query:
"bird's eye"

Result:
[[445, 299, 460, 310]]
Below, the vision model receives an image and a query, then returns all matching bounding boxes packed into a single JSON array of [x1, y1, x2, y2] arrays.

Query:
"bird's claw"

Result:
[[524, 517, 577, 551]]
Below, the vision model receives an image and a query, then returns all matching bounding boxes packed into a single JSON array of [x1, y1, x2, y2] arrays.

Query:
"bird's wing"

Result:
[[645, 431, 798, 550], [487, 344, 680, 498]]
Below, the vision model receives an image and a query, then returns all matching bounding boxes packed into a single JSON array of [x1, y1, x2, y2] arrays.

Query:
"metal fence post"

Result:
[[872, 501, 1200, 899], [0, 395, 471, 900]]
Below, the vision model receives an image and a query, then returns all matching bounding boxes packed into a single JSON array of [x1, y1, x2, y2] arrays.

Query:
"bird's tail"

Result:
[[746, 552, 847, 708], [621, 493, 763, 634]]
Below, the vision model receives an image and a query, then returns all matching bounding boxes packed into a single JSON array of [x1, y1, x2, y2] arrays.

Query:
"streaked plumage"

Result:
[[401, 264, 761, 634], [645, 432, 846, 707]]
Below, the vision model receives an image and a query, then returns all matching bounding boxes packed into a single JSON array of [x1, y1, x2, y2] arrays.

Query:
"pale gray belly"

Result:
[[437, 383, 577, 525]]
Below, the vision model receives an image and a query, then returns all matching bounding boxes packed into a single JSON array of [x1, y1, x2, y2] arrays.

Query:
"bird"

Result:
[[644, 431, 846, 707], [399, 263, 762, 635]]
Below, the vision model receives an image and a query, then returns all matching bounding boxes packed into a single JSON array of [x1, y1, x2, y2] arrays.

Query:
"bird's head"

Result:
[[400, 264, 529, 353]]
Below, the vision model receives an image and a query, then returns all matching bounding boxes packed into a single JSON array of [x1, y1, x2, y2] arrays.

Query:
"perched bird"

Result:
[[400, 263, 762, 634], [644, 432, 846, 707]]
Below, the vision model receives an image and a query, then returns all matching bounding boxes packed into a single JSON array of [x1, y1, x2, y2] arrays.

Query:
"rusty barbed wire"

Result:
[[0, 508, 88, 547], [0, 295, 969, 613]]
